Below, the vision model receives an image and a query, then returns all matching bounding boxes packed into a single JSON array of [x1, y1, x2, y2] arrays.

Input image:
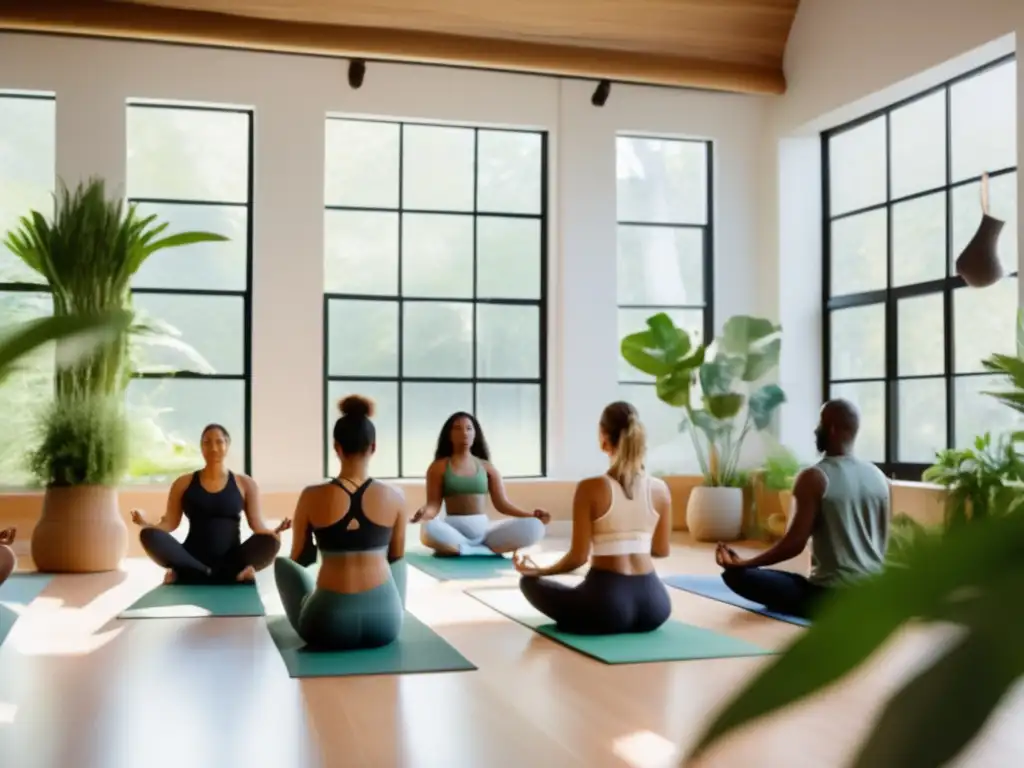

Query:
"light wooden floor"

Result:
[[1, 533, 1022, 768]]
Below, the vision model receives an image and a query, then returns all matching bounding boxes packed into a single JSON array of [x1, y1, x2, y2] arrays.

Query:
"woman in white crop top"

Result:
[[513, 401, 673, 635]]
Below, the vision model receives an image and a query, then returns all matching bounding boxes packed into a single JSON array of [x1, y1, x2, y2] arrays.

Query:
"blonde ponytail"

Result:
[[601, 401, 647, 499]]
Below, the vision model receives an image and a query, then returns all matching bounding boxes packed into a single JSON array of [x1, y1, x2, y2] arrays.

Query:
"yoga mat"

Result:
[[663, 574, 811, 627], [0, 574, 52, 646], [266, 612, 476, 678], [406, 550, 514, 581], [118, 583, 266, 619], [466, 587, 771, 664]]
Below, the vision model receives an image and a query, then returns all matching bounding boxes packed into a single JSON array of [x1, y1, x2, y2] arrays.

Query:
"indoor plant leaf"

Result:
[[689, 409, 730, 444], [704, 392, 744, 420], [699, 356, 744, 396], [718, 315, 780, 356], [742, 338, 782, 382], [851, 568, 1024, 768], [0, 310, 133, 384], [748, 384, 787, 430], [656, 369, 696, 407], [687, 509, 1024, 760], [621, 329, 674, 376]]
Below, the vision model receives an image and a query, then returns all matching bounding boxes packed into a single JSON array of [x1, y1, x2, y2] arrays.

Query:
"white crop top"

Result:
[[591, 473, 659, 556]]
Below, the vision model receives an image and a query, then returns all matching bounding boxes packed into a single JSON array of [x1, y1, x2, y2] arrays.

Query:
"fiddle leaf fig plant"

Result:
[[621, 313, 786, 486]]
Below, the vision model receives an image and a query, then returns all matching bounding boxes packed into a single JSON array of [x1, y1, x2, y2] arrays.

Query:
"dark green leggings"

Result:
[[274, 557, 407, 650]]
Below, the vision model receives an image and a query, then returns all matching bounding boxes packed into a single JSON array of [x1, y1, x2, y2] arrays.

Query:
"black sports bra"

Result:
[[312, 478, 392, 554]]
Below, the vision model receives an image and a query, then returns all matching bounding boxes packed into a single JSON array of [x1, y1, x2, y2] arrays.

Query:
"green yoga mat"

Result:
[[0, 574, 52, 647], [467, 587, 772, 664], [118, 583, 266, 619], [266, 612, 476, 678], [406, 550, 514, 580]]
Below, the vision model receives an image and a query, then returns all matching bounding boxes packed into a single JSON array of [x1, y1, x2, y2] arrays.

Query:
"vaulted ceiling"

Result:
[[0, 0, 800, 94]]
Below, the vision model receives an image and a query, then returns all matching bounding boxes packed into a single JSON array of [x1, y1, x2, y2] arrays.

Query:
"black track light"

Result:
[[591, 79, 611, 107], [348, 59, 366, 90]]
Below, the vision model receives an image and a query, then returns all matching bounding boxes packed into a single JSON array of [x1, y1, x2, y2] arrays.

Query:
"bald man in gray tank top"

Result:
[[715, 399, 891, 619]]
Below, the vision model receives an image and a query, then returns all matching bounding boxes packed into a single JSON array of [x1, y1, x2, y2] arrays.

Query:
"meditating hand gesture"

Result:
[[513, 551, 542, 577], [273, 518, 292, 537], [411, 505, 433, 523], [129, 509, 149, 527], [0, 527, 16, 545], [715, 543, 744, 568], [533, 509, 551, 524]]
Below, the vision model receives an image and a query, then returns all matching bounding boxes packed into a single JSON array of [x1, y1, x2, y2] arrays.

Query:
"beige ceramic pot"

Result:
[[686, 486, 744, 542], [31, 485, 127, 573]]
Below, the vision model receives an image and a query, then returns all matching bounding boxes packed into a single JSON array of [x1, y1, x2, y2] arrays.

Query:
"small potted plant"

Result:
[[621, 312, 785, 542], [751, 442, 802, 540]]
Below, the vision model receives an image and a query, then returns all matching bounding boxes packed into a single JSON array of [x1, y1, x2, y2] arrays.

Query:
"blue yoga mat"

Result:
[[663, 574, 811, 627], [0, 574, 53, 646]]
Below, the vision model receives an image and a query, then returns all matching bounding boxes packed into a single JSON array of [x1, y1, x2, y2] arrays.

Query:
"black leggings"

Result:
[[520, 568, 671, 635], [722, 567, 829, 619], [139, 527, 280, 584]]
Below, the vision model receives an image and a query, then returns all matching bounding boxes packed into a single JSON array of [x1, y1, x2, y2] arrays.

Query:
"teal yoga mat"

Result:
[[406, 550, 514, 581], [467, 587, 771, 664], [0, 574, 52, 646], [118, 583, 266, 619], [266, 612, 476, 678]]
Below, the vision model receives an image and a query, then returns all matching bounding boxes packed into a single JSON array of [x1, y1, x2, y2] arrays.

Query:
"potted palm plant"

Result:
[[621, 312, 785, 542], [4, 177, 226, 572]]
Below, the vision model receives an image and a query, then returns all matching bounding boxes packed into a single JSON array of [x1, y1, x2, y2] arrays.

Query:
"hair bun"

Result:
[[338, 394, 375, 419]]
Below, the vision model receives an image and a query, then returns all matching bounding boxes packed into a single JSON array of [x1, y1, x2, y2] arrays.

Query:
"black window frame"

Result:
[[822, 54, 1018, 481], [125, 101, 255, 476], [615, 135, 716, 391], [322, 117, 548, 480]]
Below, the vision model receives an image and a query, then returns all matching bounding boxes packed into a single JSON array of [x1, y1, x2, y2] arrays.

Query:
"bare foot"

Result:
[[236, 565, 256, 583], [163, 569, 177, 585]]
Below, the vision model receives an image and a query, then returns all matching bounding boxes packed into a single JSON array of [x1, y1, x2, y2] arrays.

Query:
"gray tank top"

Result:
[[809, 456, 890, 587]]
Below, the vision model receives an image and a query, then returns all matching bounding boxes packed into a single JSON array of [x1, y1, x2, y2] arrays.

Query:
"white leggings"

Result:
[[421, 514, 545, 555]]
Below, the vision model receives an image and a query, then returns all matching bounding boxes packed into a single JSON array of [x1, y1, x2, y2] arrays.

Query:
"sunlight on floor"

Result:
[[410, 594, 508, 627], [12, 625, 124, 656], [612, 729, 679, 768]]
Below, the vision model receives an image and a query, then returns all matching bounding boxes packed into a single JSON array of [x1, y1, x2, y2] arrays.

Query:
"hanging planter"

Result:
[[956, 172, 1005, 288]]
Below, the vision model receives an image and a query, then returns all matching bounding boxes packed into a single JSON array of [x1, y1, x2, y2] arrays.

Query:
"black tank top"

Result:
[[313, 478, 392, 553], [181, 471, 244, 562]]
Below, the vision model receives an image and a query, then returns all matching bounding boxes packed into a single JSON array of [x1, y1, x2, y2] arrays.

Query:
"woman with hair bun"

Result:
[[513, 401, 674, 635], [413, 411, 550, 556], [130, 423, 289, 584], [274, 394, 408, 650]]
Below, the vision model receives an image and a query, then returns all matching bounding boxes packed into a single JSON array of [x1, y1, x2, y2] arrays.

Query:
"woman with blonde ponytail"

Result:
[[514, 401, 674, 634]]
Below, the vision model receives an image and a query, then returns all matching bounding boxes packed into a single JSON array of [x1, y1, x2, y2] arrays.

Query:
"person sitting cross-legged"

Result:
[[716, 398, 891, 619]]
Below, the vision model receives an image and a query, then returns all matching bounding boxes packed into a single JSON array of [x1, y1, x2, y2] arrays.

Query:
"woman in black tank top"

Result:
[[129, 424, 291, 584], [273, 395, 407, 650]]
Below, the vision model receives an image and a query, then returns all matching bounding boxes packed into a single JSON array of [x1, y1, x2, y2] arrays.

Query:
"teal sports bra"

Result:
[[442, 460, 488, 497]]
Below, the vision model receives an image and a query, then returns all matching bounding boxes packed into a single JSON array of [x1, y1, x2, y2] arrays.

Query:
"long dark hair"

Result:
[[433, 411, 490, 461]]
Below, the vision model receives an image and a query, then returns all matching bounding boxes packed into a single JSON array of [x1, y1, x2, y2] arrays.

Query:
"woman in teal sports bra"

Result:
[[274, 395, 407, 649], [412, 411, 550, 556]]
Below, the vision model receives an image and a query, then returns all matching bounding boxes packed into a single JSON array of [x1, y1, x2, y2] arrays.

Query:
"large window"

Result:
[[125, 103, 253, 480], [0, 93, 56, 487], [323, 119, 547, 479], [616, 135, 713, 474], [823, 57, 1019, 479]]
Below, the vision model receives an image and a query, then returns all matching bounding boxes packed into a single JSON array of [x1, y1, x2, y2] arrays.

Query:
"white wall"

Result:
[[0, 32, 769, 488], [766, 0, 1024, 459]]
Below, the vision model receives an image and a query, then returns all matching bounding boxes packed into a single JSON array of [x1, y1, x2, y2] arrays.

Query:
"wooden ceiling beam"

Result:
[[0, 0, 786, 94]]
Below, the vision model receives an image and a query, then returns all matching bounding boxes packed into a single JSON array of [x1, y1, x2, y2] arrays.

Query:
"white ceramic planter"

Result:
[[686, 485, 744, 542]]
